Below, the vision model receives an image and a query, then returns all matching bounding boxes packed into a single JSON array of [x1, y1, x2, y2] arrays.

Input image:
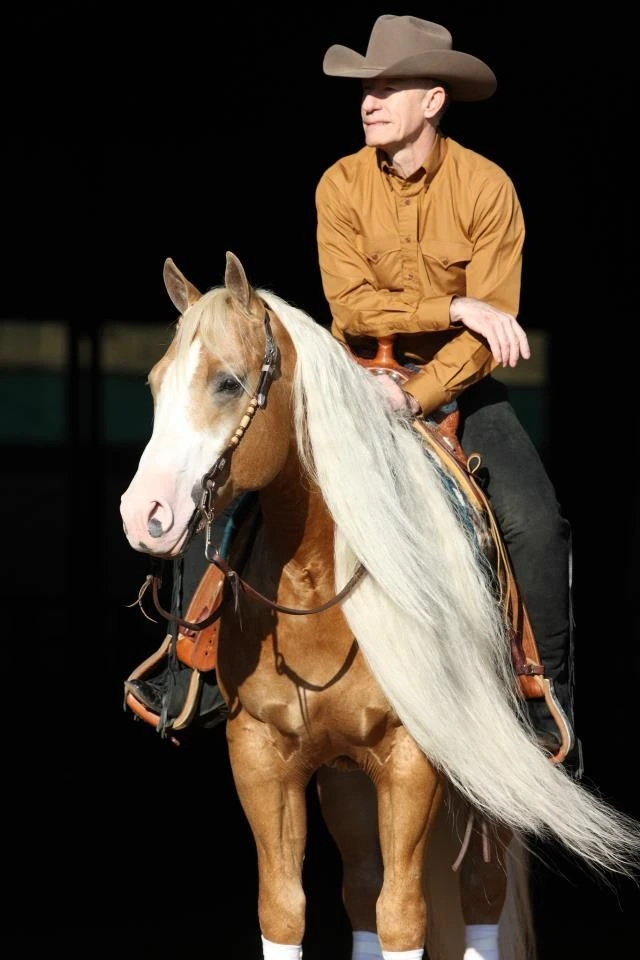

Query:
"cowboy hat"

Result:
[[323, 15, 497, 102]]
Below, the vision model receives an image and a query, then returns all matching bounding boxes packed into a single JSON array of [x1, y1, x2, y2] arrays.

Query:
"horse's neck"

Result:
[[257, 451, 335, 583]]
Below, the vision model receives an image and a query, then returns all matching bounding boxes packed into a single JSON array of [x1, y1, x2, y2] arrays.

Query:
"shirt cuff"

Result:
[[413, 295, 454, 332], [403, 371, 450, 416]]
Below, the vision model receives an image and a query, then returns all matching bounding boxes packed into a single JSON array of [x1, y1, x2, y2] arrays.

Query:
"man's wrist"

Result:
[[449, 295, 465, 327], [403, 392, 421, 416]]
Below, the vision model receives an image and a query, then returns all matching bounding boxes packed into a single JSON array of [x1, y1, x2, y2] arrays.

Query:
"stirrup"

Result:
[[539, 677, 575, 766], [124, 636, 205, 735]]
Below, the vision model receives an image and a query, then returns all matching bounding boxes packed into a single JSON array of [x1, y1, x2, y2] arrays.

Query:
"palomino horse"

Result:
[[120, 252, 640, 959]]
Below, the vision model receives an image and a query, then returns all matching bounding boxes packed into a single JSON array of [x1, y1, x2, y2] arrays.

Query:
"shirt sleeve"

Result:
[[464, 174, 524, 314], [316, 173, 452, 336], [404, 175, 525, 414], [403, 331, 499, 413]]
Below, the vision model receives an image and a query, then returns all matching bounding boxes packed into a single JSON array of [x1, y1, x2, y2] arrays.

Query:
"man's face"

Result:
[[361, 77, 435, 151]]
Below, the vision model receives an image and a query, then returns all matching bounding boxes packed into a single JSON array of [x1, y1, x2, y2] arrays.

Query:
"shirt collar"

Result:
[[378, 132, 447, 188]]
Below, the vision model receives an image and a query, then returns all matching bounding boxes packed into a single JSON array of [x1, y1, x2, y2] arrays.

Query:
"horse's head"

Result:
[[120, 252, 294, 557]]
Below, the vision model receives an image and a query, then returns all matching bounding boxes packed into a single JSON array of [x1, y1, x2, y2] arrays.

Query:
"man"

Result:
[[316, 15, 581, 782]]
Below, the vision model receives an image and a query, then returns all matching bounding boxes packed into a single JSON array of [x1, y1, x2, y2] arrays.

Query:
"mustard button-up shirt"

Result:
[[315, 133, 525, 414]]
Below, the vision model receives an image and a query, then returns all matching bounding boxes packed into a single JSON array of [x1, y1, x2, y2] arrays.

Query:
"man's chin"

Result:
[[365, 133, 390, 149], [364, 127, 393, 145]]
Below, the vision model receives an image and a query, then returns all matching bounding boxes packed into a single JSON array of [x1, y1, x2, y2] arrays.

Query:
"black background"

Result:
[[2, 3, 637, 957]]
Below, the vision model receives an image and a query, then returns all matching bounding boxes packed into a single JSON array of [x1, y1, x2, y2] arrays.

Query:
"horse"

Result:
[[120, 251, 640, 959]]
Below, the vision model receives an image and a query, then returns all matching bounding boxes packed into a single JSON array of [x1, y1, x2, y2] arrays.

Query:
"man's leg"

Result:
[[458, 380, 581, 777], [178, 524, 229, 726]]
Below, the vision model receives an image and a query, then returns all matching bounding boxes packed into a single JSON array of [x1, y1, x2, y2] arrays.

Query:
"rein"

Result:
[[145, 304, 367, 631], [146, 559, 366, 628]]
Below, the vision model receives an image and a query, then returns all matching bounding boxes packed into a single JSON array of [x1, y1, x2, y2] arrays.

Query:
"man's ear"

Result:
[[424, 85, 447, 118]]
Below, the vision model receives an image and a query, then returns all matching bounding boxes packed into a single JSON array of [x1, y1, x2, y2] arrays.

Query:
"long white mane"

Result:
[[241, 286, 640, 880]]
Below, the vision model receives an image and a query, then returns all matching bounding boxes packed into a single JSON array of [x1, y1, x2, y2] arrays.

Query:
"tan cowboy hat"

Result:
[[323, 15, 497, 101]]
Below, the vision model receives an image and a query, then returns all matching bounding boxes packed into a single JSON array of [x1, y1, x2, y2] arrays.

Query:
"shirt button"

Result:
[[402, 237, 410, 243], [405, 274, 413, 280], [403, 199, 411, 206]]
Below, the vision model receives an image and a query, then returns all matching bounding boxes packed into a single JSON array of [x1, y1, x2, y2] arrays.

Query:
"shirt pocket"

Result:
[[419, 239, 473, 295], [360, 236, 404, 291]]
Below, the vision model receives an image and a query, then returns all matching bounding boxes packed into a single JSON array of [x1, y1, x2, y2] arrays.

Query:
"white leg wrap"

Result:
[[381, 950, 423, 959], [353, 929, 383, 959], [464, 923, 500, 960], [261, 935, 303, 959]]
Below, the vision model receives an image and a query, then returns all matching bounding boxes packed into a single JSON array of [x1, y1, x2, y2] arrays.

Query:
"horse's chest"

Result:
[[233, 651, 398, 756], [218, 603, 399, 757]]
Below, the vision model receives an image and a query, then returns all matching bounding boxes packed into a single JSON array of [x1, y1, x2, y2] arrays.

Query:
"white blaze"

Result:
[[120, 338, 234, 554]]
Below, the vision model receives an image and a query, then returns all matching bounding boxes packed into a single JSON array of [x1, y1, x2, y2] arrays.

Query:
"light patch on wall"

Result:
[[101, 324, 175, 373], [0, 321, 175, 373], [0, 321, 66, 369]]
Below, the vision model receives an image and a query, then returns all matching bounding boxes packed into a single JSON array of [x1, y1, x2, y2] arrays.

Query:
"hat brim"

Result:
[[322, 47, 497, 101]]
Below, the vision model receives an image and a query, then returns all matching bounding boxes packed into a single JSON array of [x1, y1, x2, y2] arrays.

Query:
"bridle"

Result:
[[143, 304, 366, 631]]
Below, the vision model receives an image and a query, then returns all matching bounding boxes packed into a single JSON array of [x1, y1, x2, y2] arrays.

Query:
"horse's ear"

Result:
[[163, 258, 202, 315], [225, 251, 254, 313]]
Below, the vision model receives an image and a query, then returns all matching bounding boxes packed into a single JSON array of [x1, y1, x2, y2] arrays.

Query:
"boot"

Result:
[[127, 664, 228, 730]]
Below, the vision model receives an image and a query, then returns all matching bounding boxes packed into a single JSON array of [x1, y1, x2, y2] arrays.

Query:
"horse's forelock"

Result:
[[172, 287, 262, 382]]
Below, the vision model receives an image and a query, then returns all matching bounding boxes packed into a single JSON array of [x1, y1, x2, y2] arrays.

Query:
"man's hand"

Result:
[[450, 296, 530, 368], [374, 374, 421, 416]]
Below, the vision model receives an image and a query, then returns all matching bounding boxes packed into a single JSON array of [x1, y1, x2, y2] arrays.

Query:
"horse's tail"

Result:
[[424, 790, 536, 960], [335, 532, 640, 880]]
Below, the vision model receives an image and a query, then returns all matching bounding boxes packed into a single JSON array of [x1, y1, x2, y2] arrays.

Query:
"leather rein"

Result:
[[145, 305, 366, 631]]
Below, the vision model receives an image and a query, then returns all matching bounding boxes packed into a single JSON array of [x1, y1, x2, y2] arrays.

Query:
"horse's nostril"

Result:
[[146, 498, 175, 538], [148, 517, 163, 538]]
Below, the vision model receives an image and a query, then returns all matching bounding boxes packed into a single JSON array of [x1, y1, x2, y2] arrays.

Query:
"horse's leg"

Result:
[[316, 765, 383, 959], [458, 818, 534, 960], [458, 819, 511, 960], [422, 796, 535, 960], [227, 721, 308, 959], [375, 735, 445, 958]]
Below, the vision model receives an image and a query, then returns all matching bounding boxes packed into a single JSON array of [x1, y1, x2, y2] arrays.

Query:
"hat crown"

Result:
[[366, 15, 453, 66]]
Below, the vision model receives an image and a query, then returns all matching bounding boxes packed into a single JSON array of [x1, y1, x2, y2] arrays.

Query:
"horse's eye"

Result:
[[213, 373, 243, 396]]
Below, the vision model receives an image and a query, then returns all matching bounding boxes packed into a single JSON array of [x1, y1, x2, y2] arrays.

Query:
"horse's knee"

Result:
[[258, 881, 306, 944]]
